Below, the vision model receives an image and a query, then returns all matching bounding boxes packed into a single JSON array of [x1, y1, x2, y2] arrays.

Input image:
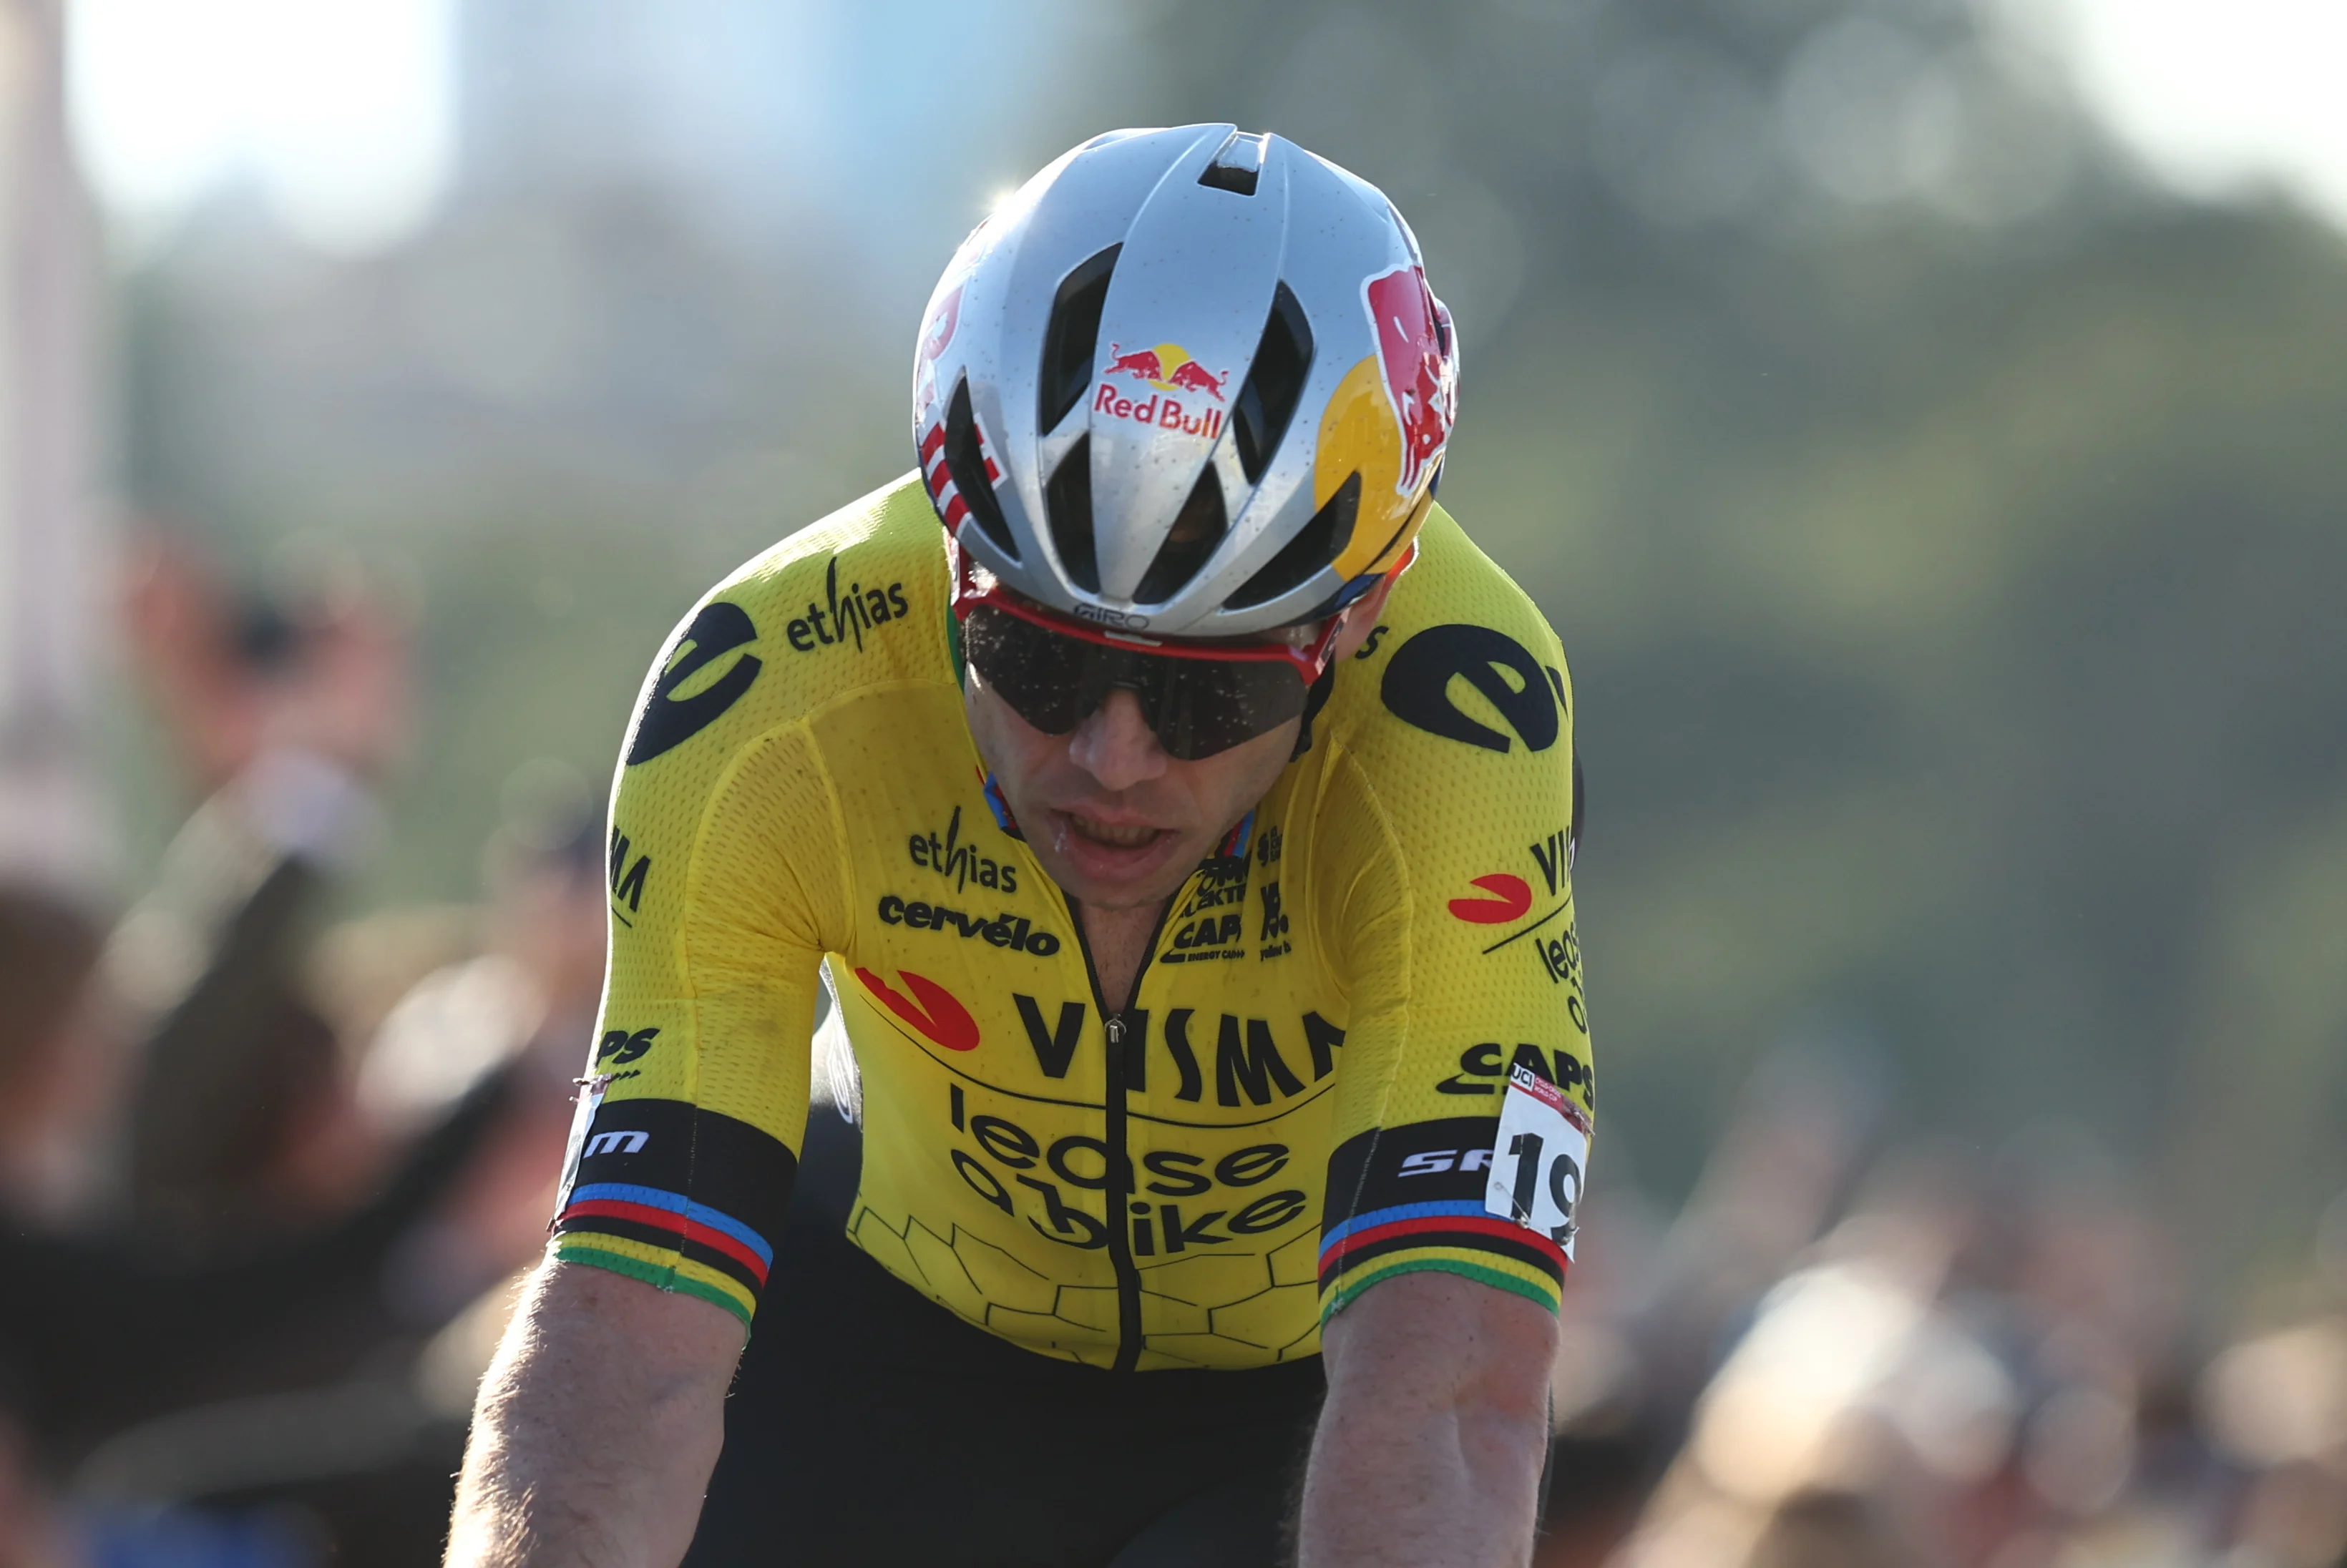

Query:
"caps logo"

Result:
[[1364, 265, 1454, 495]]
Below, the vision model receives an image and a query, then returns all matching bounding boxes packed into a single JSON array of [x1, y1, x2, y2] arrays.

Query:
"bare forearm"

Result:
[[447, 1263, 741, 1567], [1299, 1386, 1548, 1566], [1299, 1273, 1558, 1568]]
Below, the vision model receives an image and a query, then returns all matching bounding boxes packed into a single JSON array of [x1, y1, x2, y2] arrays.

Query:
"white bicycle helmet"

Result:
[[913, 124, 1459, 640]]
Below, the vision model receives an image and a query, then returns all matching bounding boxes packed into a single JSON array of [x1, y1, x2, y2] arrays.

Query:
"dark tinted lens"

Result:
[[964, 606, 1090, 733], [962, 604, 1309, 758], [1146, 656, 1308, 760]]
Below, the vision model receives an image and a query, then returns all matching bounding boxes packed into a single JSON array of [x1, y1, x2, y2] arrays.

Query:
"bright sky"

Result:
[[61, 0, 2347, 250], [2027, 0, 2347, 227], [68, 0, 454, 251]]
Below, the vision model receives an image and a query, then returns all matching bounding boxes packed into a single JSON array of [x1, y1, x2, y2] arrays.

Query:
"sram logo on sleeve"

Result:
[[1397, 1146, 1493, 1177], [1484, 1063, 1589, 1259]]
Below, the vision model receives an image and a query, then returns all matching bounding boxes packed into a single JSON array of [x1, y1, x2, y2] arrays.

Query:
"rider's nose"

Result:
[[1067, 689, 1169, 793]]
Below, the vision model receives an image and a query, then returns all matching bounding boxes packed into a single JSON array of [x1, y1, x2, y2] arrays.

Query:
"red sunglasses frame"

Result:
[[947, 542, 1413, 686]]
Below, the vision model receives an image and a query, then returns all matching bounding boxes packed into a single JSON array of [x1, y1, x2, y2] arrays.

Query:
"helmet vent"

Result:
[[1136, 469, 1229, 605], [945, 380, 1017, 559], [1227, 472, 1357, 610], [1045, 436, 1099, 593], [1231, 282, 1314, 484], [1038, 245, 1121, 433], [1198, 131, 1267, 197]]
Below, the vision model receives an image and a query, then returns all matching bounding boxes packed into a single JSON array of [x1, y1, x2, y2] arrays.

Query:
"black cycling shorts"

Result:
[[683, 1105, 1325, 1568]]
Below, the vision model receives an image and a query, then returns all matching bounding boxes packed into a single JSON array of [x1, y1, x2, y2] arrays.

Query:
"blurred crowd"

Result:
[[4, 548, 2346, 1568], [1, 538, 603, 1567], [1533, 1065, 2347, 1568]]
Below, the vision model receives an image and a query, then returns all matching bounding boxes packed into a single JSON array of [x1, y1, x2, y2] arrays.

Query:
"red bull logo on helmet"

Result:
[[1096, 340, 1229, 439], [922, 284, 965, 363], [1103, 342, 1229, 401], [1364, 266, 1455, 495], [1093, 381, 1226, 441], [913, 283, 966, 424]]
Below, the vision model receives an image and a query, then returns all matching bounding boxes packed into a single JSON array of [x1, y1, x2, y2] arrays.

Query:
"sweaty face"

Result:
[[964, 677, 1298, 913]]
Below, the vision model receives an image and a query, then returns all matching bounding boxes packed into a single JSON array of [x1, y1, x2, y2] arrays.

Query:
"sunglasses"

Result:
[[955, 572, 1347, 761]]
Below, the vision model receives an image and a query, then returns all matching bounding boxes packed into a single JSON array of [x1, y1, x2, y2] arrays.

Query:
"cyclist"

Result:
[[448, 124, 1592, 1568]]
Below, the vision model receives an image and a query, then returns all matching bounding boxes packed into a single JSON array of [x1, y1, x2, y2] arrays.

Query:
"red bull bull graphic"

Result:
[[1104, 344, 1165, 383], [1166, 359, 1228, 399], [1103, 342, 1229, 401], [913, 283, 966, 424], [922, 284, 965, 363], [1364, 267, 1455, 496]]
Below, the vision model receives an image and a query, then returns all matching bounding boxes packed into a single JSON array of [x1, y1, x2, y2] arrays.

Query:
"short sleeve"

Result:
[[1312, 641, 1591, 1323], [550, 619, 849, 1331]]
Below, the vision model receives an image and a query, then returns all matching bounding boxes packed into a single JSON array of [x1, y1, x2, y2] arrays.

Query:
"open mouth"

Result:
[[1066, 813, 1165, 849]]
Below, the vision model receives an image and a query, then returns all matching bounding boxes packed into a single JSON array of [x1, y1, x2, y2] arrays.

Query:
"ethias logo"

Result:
[[786, 556, 909, 655], [910, 805, 1018, 895]]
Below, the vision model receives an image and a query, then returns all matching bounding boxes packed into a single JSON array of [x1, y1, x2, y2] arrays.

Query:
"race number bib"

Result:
[[551, 1072, 613, 1225], [1484, 1064, 1589, 1259]]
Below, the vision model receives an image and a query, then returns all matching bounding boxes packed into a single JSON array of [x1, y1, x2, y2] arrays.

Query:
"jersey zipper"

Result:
[[1068, 896, 1176, 1374]]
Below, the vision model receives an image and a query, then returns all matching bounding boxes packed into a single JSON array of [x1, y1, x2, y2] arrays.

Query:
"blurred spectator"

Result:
[[2200, 1308, 2347, 1564], [1520, 1056, 2308, 1568], [0, 536, 511, 1567], [16, 763, 614, 1565], [358, 760, 609, 1325], [104, 536, 413, 1255], [0, 888, 110, 1224]]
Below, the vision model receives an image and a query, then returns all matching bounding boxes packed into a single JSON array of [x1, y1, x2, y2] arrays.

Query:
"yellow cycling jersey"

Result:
[[552, 474, 1592, 1372]]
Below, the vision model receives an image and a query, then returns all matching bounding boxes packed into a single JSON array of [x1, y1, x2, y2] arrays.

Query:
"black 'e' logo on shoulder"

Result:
[[627, 602, 763, 764], [1379, 624, 1562, 753]]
